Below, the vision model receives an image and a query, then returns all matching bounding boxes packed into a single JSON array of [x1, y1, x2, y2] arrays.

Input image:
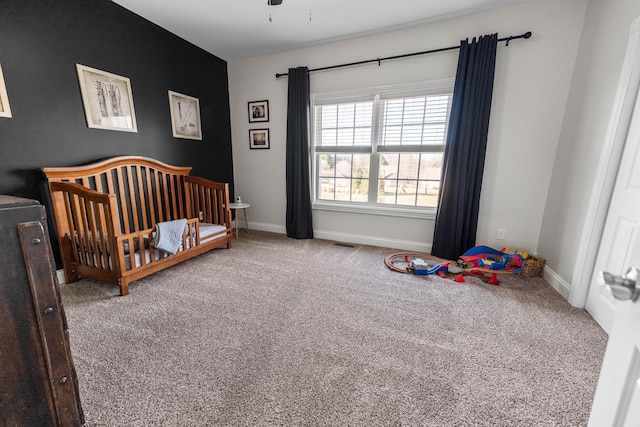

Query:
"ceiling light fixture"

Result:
[[267, 0, 282, 22], [267, 0, 311, 23]]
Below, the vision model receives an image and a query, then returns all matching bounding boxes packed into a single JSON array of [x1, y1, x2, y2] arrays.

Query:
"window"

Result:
[[312, 79, 454, 217]]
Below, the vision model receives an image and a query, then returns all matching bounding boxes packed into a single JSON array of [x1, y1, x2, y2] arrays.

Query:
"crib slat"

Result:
[[77, 197, 92, 267], [62, 190, 83, 264], [145, 167, 157, 228], [126, 165, 140, 233], [169, 175, 178, 220], [136, 165, 149, 230], [85, 199, 98, 268], [93, 172, 109, 236], [164, 172, 172, 221], [176, 176, 185, 219], [153, 169, 164, 223], [115, 167, 131, 234], [213, 187, 219, 223]]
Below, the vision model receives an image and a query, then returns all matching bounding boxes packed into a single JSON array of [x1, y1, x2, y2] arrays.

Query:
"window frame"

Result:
[[311, 78, 455, 219]]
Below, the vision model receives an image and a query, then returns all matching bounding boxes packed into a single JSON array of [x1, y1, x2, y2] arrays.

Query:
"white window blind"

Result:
[[312, 79, 454, 216]]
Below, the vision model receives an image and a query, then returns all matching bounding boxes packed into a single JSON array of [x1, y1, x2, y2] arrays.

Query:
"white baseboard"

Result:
[[247, 221, 431, 252], [542, 265, 571, 300], [313, 230, 431, 252], [56, 269, 66, 285], [245, 221, 287, 235]]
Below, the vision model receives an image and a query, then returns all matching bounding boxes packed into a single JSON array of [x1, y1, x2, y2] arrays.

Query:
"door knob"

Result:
[[600, 267, 640, 302]]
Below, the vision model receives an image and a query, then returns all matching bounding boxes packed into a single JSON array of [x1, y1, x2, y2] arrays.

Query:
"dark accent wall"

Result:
[[0, 0, 233, 264]]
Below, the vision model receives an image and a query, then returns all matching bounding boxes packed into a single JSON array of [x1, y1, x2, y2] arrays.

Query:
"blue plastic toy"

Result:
[[407, 258, 450, 275], [460, 245, 524, 273]]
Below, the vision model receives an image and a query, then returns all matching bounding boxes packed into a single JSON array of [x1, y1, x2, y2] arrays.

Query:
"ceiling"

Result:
[[111, 0, 531, 60]]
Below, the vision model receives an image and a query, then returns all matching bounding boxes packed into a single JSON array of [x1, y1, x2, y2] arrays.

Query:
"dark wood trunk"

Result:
[[0, 195, 83, 426]]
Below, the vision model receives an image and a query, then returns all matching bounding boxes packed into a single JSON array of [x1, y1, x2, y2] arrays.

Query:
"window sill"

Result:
[[312, 200, 436, 220]]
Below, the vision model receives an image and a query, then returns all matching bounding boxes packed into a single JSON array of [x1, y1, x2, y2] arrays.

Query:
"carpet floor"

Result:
[[60, 231, 608, 426]]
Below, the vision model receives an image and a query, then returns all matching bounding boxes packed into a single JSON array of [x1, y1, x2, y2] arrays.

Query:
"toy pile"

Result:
[[406, 246, 533, 285], [387, 245, 539, 285], [458, 245, 527, 273]]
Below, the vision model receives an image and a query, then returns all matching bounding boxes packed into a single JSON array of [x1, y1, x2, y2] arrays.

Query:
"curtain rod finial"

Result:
[[524, 31, 532, 39]]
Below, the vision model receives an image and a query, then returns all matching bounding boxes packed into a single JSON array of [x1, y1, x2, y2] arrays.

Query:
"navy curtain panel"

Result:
[[431, 34, 498, 260], [285, 67, 314, 239]]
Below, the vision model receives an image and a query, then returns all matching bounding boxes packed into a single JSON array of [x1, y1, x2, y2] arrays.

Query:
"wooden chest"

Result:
[[0, 195, 83, 426]]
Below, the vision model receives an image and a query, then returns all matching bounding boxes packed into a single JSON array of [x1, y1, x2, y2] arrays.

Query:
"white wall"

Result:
[[538, 0, 640, 299], [228, 0, 586, 253]]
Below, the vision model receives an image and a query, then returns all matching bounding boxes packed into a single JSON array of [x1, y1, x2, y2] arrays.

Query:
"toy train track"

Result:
[[384, 250, 524, 285], [384, 252, 452, 273]]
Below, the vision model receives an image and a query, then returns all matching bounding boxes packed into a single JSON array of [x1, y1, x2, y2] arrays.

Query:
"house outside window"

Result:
[[311, 79, 454, 219]]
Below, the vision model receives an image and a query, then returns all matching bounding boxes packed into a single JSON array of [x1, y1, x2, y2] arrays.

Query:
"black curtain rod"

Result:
[[275, 31, 532, 78]]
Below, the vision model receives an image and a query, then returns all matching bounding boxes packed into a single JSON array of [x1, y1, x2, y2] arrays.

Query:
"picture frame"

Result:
[[168, 90, 202, 140], [248, 100, 269, 123], [249, 129, 270, 149], [76, 64, 137, 132], [0, 64, 12, 119]]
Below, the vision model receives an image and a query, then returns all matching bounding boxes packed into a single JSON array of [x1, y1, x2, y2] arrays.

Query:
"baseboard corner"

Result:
[[542, 265, 571, 300], [56, 269, 66, 285]]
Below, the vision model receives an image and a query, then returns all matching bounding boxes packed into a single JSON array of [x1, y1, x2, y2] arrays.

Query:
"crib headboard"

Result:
[[43, 156, 194, 237]]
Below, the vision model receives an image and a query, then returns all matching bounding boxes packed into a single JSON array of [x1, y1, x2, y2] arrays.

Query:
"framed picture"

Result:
[[76, 64, 137, 132], [0, 64, 12, 119], [249, 129, 270, 149], [168, 90, 202, 140], [248, 100, 269, 123]]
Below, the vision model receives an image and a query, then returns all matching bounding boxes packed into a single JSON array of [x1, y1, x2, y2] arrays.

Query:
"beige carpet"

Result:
[[60, 231, 608, 426]]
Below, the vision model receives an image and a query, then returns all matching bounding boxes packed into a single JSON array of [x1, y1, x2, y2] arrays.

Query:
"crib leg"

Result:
[[64, 266, 79, 284], [118, 279, 130, 296]]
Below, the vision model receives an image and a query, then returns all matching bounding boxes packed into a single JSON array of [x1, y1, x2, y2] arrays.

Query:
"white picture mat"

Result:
[[168, 90, 202, 140], [76, 64, 137, 132], [0, 65, 12, 119]]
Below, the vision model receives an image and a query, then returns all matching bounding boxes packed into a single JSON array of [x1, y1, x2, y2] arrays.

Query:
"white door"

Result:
[[585, 17, 640, 423], [585, 17, 640, 426], [585, 37, 640, 334], [588, 277, 640, 426]]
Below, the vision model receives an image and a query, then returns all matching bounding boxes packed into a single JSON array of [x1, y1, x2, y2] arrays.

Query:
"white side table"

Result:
[[229, 202, 250, 238]]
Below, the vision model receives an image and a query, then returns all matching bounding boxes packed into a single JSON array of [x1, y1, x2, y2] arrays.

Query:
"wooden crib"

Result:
[[43, 156, 232, 296]]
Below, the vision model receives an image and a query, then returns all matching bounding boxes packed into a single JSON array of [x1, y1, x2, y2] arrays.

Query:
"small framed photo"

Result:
[[76, 64, 137, 132], [168, 90, 202, 140], [0, 64, 12, 118], [248, 100, 269, 123], [249, 129, 270, 149]]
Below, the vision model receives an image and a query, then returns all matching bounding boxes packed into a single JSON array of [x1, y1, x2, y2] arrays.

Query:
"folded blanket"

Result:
[[150, 219, 187, 255]]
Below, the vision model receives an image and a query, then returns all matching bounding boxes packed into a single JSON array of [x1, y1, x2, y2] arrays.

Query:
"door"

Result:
[[588, 272, 640, 426], [585, 17, 640, 426], [585, 52, 640, 333]]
